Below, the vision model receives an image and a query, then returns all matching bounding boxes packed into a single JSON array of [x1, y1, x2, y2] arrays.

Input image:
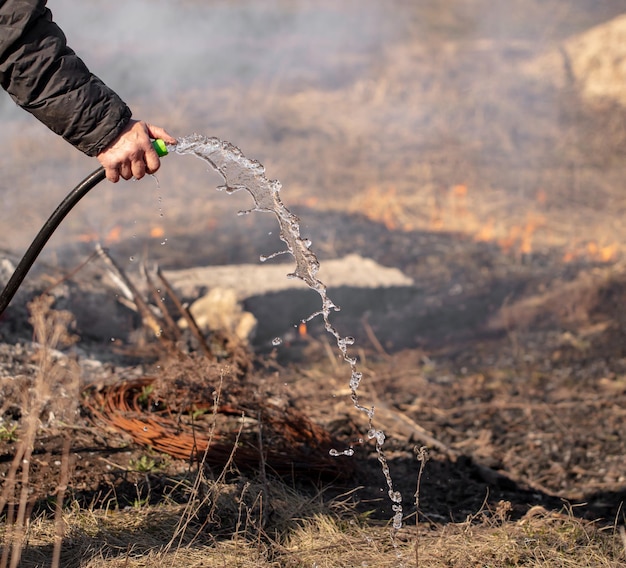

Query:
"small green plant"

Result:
[[191, 407, 209, 420], [132, 496, 150, 509], [129, 454, 158, 473], [0, 422, 18, 442], [137, 384, 154, 407]]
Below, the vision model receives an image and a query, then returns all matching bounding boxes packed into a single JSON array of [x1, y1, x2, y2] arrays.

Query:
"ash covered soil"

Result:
[[1, 214, 626, 527]]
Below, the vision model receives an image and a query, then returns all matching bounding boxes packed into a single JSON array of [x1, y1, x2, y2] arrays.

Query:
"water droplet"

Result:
[[329, 448, 354, 457], [392, 510, 403, 530], [349, 371, 362, 390]]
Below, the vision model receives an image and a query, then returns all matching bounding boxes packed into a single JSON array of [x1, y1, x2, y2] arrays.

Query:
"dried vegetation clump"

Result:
[[1, 296, 80, 568]]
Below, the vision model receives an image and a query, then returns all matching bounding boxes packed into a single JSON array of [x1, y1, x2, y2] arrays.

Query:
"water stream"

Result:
[[173, 134, 403, 530]]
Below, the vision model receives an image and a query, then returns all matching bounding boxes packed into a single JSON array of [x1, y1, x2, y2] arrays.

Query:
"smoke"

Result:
[[1, 0, 394, 120], [2, 0, 625, 264], [0, 0, 400, 261]]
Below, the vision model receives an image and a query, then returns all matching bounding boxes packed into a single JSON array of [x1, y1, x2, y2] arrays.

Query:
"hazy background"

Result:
[[0, 0, 401, 261], [1, 0, 626, 271]]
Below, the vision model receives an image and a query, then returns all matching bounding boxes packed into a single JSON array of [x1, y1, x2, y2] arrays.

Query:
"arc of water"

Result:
[[174, 134, 403, 530]]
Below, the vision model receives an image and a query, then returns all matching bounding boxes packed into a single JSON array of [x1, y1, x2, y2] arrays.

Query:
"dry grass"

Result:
[[5, 500, 624, 567], [419, 505, 625, 568], [0, 295, 80, 568]]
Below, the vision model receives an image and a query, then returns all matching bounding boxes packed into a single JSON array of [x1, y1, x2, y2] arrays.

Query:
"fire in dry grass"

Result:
[[493, 215, 546, 256], [353, 184, 413, 231], [563, 241, 620, 264], [76, 225, 124, 245], [77, 231, 100, 243], [298, 321, 308, 337], [150, 225, 165, 238], [349, 181, 549, 258], [459, 198, 546, 258], [105, 225, 122, 244], [473, 217, 496, 243]]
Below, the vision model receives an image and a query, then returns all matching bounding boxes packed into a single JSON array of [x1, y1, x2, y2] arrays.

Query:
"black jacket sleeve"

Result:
[[0, 0, 131, 156]]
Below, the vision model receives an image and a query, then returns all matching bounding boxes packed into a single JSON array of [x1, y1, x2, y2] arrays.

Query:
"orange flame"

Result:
[[474, 215, 544, 257], [562, 241, 619, 264], [474, 218, 495, 243], [298, 322, 307, 337], [562, 250, 576, 263], [520, 217, 543, 255], [355, 185, 408, 231], [150, 226, 165, 238], [452, 184, 468, 198], [599, 243, 618, 262], [77, 231, 99, 243], [104, 225, 123, 244], [77, 225, 123, 244], [498, 225, 522, 254], [451, 184, 468, 218]]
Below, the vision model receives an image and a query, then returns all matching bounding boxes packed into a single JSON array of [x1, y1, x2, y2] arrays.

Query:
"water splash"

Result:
[[173, 134, 403, 530]]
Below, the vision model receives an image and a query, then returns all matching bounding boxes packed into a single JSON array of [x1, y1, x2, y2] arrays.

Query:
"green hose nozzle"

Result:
[[153, 138, 168, 157]]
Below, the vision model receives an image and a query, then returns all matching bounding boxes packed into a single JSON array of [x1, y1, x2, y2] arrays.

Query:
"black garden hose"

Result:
[[0, 139, 168, 316]]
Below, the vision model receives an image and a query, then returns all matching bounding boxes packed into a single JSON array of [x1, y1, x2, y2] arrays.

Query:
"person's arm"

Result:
[[0, 0, 175, 181]]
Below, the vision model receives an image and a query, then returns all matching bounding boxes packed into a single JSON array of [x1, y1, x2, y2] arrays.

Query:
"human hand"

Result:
[[97, 120, 177, 182]]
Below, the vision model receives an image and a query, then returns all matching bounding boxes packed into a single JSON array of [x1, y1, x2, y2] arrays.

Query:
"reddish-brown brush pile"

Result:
[[82, 374, 353, 478]]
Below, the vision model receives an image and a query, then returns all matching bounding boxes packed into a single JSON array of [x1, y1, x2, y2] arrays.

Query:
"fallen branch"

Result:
[[156, 266, 214, 359]]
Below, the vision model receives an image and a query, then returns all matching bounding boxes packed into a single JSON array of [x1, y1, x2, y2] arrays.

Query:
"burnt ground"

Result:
[[1, 208, 626, 530]]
